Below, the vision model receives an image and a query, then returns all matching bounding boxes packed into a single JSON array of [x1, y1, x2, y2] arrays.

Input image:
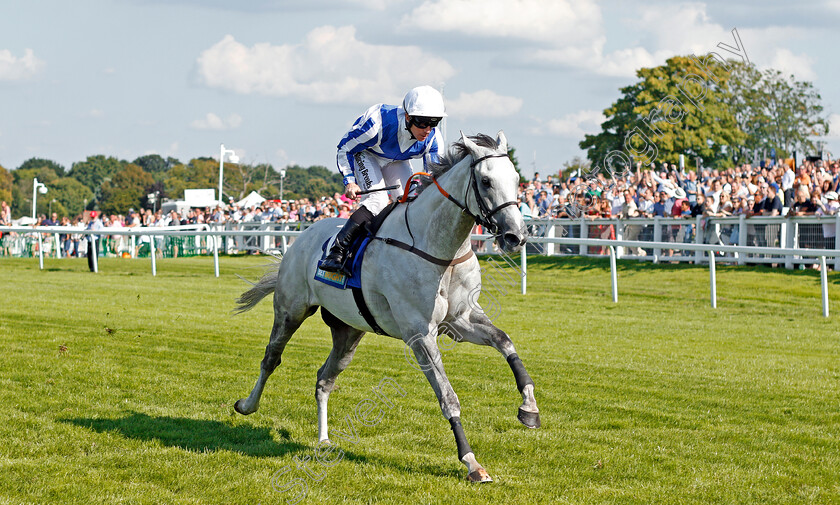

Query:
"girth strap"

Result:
[[351, 287, 388, 336], [348, 229, 474, 338], [374, 237, 474, 267]]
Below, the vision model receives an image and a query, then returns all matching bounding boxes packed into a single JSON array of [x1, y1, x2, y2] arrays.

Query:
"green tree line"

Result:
[[580, 57, 829, 175], [0, 154, 344, 220]]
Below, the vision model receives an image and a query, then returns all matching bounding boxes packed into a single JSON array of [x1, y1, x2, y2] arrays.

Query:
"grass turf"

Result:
[[0, 254, 838, 504]]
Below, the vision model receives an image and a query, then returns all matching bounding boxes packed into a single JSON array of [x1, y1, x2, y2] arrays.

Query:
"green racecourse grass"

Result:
[[0, 254, 839, 505]]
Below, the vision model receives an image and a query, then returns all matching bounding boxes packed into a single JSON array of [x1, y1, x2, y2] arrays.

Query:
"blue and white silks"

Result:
[[336, 104, 443, 187]]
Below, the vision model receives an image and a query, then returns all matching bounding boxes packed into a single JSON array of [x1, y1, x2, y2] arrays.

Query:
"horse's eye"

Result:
[[481, 176, 491, 187]]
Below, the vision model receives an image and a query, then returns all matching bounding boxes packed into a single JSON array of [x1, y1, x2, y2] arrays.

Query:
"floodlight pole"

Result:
[[32, 178, 48, 220], [32, 178, 48, 270], [280, 168, 286, 201]]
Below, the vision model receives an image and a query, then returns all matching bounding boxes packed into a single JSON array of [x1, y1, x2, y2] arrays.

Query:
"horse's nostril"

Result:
[[504, 233, 520, 246]]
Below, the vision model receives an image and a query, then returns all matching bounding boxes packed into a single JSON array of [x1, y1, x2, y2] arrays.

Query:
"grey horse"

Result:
[[234, 132, 540, 482]]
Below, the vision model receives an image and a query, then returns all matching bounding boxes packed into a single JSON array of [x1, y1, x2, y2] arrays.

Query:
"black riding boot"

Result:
[[320, 206, 374, 275]]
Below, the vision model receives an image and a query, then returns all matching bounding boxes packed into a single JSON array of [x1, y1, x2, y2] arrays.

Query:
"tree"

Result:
[[17, 158, 65, 177], [506, 146, 526, 184], [277, 165, 344, 201], [580, 55, 746, 173], [68, 155, 123, 205], [132, 154, 176, 179], [561, 156, 591, 179], [225, 162, 283, 201], [100, 163, 155, 215], [726, 61, 829, 160], [49, 178, 94, 217], [164, 158, 219, 200], [140, 180, 167, 211], [10, 167, 60, 218], [0, 163, 11, 203]]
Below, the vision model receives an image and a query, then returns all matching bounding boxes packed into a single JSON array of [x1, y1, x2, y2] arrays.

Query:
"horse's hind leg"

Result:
[[234, 301, 316, 415], [441, 312, 540, 428], [315, 309, 365, 443]]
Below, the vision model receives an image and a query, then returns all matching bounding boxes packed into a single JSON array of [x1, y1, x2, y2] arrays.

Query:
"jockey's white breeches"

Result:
[[353, 152, 413, 214]]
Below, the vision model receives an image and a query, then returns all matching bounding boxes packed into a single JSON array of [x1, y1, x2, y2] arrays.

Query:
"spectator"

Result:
[[619, 191, 643, 255], [536, 189, 551, 218], [816, 191, 839, 251], [0, 201, 10, 225], [86, 211, 103, 272], [791, 187, 815, 216]]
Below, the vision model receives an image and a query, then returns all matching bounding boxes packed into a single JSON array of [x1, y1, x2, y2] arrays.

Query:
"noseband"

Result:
[[429, 153, 519, 235]]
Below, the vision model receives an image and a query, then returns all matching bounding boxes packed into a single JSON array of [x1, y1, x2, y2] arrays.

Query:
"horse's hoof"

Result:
[[517, 407, 541, 428], [466, 468, 493, 483], [233, 399, 251, 415]]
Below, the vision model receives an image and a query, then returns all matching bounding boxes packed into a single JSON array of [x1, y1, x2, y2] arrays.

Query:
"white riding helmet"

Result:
[[403, 85, 447, 118]]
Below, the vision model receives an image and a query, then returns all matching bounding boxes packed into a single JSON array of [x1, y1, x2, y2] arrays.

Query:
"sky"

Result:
[[2, 0, 839, 179]]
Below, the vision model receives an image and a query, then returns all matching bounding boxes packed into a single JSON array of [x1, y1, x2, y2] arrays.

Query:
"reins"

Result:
[[377, 151, 517, 267], [418, 153, 518, 234]]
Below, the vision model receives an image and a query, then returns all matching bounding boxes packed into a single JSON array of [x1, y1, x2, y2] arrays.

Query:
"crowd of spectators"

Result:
[[0, 193, 358, 258], [517, 160, 840, 222], [515, 160, 840, 259], [3, 158, 839, 261]]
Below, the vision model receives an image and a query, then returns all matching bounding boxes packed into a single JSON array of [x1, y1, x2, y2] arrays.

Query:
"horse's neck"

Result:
[[401, 158, 475, 259]]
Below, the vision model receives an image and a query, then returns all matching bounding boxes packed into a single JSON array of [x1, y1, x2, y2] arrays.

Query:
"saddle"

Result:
[[314, 202, 401, 335], [314, 193, 474, 336]]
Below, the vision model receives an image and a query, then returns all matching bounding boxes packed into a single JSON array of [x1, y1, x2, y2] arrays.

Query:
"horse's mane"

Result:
[[414, 134, 500, 194]]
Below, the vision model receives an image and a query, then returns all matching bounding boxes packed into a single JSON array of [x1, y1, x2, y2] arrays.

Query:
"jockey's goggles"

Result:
[[410, 116, 442, 129]]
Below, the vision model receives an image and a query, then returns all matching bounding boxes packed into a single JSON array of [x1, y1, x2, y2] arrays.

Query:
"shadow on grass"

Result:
[[61, 411, 312, 458]]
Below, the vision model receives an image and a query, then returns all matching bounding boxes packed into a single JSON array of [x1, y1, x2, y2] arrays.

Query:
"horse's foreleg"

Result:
[[441, 314, 540, 428], [407, 332, 492, 483], [235, 305, 314, 415], [316, 309, 365, 443]]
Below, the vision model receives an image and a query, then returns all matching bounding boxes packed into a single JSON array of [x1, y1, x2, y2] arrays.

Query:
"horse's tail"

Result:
[[234, 263, 280, 314]]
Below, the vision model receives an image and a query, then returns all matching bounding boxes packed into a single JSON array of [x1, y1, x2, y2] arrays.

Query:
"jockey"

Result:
[[320, 85, 446, 274]]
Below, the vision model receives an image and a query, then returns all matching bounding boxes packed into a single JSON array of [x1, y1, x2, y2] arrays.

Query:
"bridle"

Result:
[[383, 151, 518, 269], [425, 153, 519, 235]]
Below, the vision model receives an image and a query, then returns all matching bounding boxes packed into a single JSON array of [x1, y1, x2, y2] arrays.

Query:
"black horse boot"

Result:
[[320, 206, 374, 275]]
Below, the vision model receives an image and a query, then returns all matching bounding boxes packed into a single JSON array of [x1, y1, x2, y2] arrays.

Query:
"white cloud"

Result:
[[195, 27, 456, 104], [83, 109, 105, 118], [190, 112, 242, 131], [446, 90, 523, 117], [402, 0, 602, 45], [403, 1, 811, 81], [539, 109, 605, 138], [765, 48, 816, 81], [0, 48, 44, 81]]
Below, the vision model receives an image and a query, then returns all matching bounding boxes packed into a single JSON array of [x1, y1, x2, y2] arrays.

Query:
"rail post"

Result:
[[91, 236, 98, 273], [820, 256, 829, 318], [653, 216, 661, 263], [709, 250, 717, 309], [609, 245, 618, 303], [37, 233, 45, 270], [213, 234, 220, 278], [150, 234, 156, 276]]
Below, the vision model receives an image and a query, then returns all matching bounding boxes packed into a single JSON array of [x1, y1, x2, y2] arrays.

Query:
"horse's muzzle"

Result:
[[500, 232, 526, 252]]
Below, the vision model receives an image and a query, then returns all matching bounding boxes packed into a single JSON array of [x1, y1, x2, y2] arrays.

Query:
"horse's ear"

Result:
[[496, 130, 508, 153], [460, 131, 480, 155]]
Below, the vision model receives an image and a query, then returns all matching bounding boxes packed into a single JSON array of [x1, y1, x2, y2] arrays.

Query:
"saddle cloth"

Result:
[[314, 234, 371, 290], [313, 201, 399, 290]]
